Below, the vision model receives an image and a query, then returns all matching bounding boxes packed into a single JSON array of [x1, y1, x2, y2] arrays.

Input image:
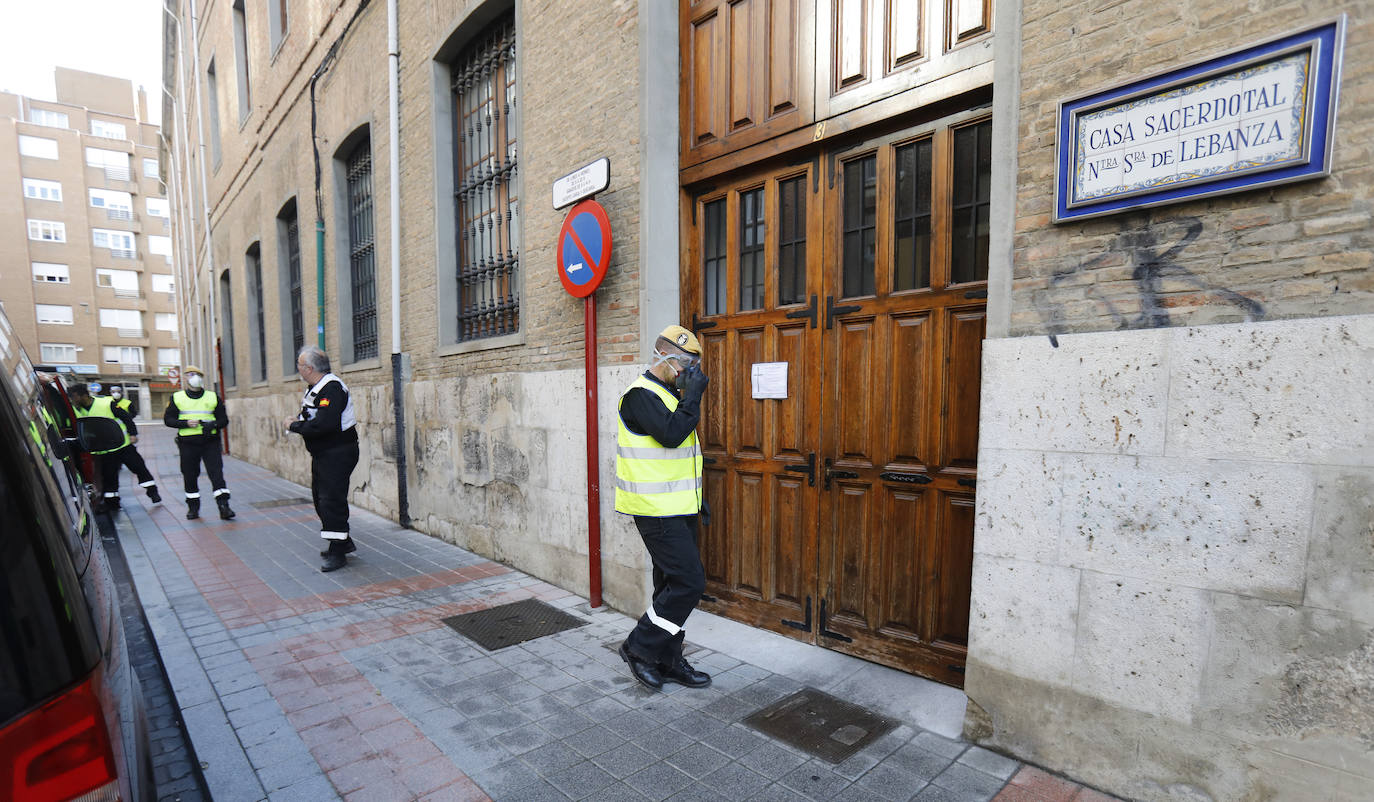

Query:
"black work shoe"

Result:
[[318, 538, 357, 557], [186, 501, 200, 520], [660, 656, 711, 688], [147, 487, 161, 503], [217, 501, 236, 520], [320, 552, 347, 573], [618, 643, 663, 690]]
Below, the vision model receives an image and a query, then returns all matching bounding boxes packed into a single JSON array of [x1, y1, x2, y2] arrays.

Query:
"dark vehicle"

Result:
[[0, 308, 153, 801]]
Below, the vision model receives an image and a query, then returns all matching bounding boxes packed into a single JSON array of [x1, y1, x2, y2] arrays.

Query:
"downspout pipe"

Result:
[[387, 0, 410, 527]]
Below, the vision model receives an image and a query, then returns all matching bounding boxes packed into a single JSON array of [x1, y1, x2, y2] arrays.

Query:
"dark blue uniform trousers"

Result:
[[624, 514, 705, 668]]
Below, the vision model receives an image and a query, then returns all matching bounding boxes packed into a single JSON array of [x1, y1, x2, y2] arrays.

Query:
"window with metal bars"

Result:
[[951, 120, 992, 284], [247, 243, 266, 382], [345, 137, 378, 361], [702, 199, 726, 316], [842, 155, 878, 298], [452, 14, 519, 342], [278, 200, 304, 372], [738, 188, 765, 311], [219, 270, 236, 387]]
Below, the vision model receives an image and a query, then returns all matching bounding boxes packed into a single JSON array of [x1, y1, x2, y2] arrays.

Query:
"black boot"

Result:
[[320, 539, 348, 573], [217, 495, 235, 520], [659, 633, 710, 688], [320, 537, 357, 557], [146, 486, 161, 503], [618, 641, 664, 690], [186, 499, 200, 520]]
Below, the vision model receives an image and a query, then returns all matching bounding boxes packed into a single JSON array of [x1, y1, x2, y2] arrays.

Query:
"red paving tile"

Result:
[[1074, 788, 1123, 801], [382, 738, 445, 769], [1003, 766, 1085, 801], [402, 757, 472, 797]]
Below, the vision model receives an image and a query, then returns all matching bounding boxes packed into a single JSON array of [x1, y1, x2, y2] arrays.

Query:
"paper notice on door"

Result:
[[751, 362, 788, 399]]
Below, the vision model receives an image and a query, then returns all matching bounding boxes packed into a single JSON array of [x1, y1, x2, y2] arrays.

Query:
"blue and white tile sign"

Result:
[[1055, 18, 1344, 222]]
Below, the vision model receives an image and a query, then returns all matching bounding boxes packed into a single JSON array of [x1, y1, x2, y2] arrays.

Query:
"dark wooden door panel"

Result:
[[684, 115, 987, 688], [682, 0, 815, 167], [930, 490, 975, 648]]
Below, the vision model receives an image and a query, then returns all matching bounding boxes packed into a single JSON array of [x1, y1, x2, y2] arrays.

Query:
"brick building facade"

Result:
[[162, 1, 1371, 798]]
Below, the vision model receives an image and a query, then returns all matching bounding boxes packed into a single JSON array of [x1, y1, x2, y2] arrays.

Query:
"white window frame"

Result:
[[90, 188, 134, 219], [28, 108, 69, 128], [150, 274, 175, 293], [145, 197, 170, 218], [92, 228, 136, 255], [158, 348, 181, 367], [143, 158, 159, 178], [98, 308, 142, 329], [96, 269, 139, 291], [32, 262, 70, 283], [90, 119, 127, 140], [155, 313, 178, 332], [19, 135, 59, 159], [23, 178, 63, 202], [36, 304, 74, 325], [148, 235, 173, 257], [103, 345, 144, 368], [40, 343, 78, 363], [27, 219, 66, 242], [85, 147, 131, 180]]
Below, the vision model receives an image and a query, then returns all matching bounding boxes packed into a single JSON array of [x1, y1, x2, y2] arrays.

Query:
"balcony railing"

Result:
[[112, 287, 144, 300], [116, 327, 146, 338], [105, 208, 137, 222], [103, 165, 131, 182], [108, 248, 138, 259], [120, 363, 146, 374]]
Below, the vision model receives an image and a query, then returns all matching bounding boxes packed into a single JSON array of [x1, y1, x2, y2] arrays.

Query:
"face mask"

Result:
[[187, 374, 204, 390], [110, 389, 122, 399], [652, 352, 699, 390]]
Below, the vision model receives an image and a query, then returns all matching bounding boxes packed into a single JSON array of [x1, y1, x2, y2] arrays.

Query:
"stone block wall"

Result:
[[1011, 1, 1374, 337], [967, 316, 1374, 800]]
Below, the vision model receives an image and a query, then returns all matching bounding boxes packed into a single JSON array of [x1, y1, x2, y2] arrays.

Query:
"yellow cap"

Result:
[[184, 365, 203, 375], [657, 325, 702, 356]]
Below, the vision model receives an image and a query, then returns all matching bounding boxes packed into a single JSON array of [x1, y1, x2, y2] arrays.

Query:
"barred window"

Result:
[[278, 199, 304, 371], [346, 137, 378, 361], [247, 243, 266, 382], [220, 270, 236, 387], [453, 14, 519, 342]]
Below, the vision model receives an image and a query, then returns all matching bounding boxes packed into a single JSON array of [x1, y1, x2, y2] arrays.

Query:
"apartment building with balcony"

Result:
[[0, 67, 182, 415]]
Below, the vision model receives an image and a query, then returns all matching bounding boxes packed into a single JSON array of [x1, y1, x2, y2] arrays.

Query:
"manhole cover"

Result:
[[249, 497, 314, 509], [743, 687, 896, 763], [442, 599, 587, 651]]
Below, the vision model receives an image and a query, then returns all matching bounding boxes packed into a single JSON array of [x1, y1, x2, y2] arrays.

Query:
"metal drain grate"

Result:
[[743, 687, 896, 763], [442, 599, 587, 651], [249, 497, 314, 509]]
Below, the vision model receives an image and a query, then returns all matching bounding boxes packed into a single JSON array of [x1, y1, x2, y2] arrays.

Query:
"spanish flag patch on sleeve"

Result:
[[319, 398, 330, 407]]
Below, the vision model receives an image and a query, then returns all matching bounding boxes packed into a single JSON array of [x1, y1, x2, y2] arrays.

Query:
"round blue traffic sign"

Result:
[[556, 199, 612, 297]]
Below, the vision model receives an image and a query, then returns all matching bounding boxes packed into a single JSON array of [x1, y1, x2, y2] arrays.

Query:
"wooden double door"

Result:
[[684, 114, 989, 686]]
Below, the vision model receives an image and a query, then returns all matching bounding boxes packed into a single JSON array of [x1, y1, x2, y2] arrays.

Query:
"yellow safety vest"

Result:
[[115, 397, 132, 414], [614, 375, 703, 517], [172, 390, 218, 437], [75, 395, 130, 454]]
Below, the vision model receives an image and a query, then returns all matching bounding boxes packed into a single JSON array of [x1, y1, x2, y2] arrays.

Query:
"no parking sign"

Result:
[[555, 199, 611, 298]]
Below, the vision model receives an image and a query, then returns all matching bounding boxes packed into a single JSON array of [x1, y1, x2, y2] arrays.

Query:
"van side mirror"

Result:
[[76, 417, 125, 453]]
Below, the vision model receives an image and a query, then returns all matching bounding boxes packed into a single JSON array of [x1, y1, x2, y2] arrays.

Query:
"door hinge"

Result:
[[948, 664, 966, 674], [963, 289, 988, 299], [784, 294, 818, 329], [783, 452, 816, 487], [819, 598, 853, 642], [692, 312, 718, 332], [825, 295, 862, 329], [782, 595, 812, 632], [700, 593, 717, 603], [823, 458, 858, 490], [880, 471, 932, 484], [957, 477, 977, 488]]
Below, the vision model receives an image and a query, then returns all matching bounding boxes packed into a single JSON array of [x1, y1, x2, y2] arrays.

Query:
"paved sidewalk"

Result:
[[112, 428, 1117, 802]]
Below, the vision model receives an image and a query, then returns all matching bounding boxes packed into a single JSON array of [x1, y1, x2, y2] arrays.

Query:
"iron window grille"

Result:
[[285, 211, 304, 359], [453, 14, 519, 342], [248, 244, 266, 382], [346, 139, 378, 361], [220, 270, 236, 387]]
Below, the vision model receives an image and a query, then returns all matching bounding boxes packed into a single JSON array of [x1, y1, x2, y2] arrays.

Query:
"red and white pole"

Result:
[[584, 294, 602, 608]]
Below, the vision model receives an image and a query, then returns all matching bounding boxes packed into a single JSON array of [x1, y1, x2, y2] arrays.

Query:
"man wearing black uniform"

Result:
[[285, 346, 359, 573], [70, 383, 161, 509], [615, 325, 713, 691], [163, 366, 235, 520]]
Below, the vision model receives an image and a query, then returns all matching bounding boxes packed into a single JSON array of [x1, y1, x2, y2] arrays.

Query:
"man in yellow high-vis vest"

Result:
[[615, 324, 712, 691], [70, 383, 161, 510], [162, 366, 234, 520]]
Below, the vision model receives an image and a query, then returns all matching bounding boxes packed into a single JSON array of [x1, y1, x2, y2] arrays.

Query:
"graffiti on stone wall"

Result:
[[1036, 216, 1266, 346]]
